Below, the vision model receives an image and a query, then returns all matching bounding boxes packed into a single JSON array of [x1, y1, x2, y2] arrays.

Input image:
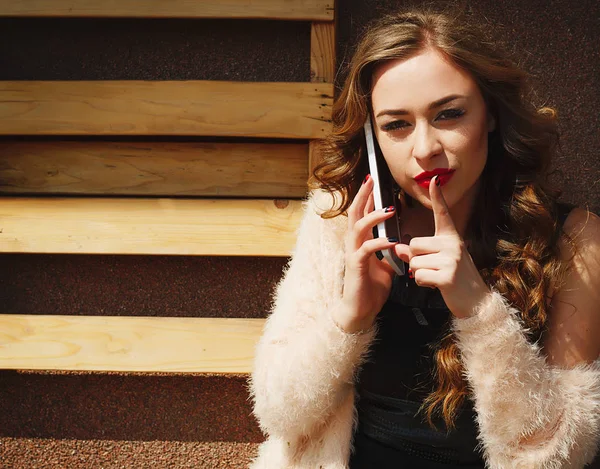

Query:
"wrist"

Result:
[[456, 282, 492, 319], [454, 289, 509, 332], [330, 305, 375, 335]]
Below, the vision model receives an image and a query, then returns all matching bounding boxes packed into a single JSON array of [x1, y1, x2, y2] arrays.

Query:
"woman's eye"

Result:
[[382, 120, 410, 131], [437, 108, 465, 120]]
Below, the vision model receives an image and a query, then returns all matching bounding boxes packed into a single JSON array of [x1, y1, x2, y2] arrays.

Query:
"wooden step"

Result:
[[0, 0, 333, 20], [0, 81, 333, 138], [0, 197, 303, 256], [0, 141, 308, 197], [0, 314, 265, 373]]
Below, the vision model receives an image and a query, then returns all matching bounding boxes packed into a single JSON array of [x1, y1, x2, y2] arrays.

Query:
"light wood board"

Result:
[[0, 0, 334, 20], [0, 81, 333, 138], [310, 22, 335, 83], [309, 21, 336, 173], [0, 197, 303, 256], [0, 314, 265, 373], [0, 141, 309, 197]]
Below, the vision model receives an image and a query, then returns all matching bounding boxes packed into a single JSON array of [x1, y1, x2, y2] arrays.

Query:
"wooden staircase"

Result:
[[0, 1, 336, 466]]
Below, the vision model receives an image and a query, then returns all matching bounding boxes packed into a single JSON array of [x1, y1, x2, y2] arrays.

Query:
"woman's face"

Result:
[[370, 47, 494, 211]]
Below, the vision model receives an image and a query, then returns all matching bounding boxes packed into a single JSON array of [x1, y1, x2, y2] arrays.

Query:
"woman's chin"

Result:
[[413, 189, 458, 211], [406, 192, 435, 211]]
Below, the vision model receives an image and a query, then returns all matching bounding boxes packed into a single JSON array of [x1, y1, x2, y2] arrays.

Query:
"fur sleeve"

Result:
[[453, 289, 600, 469], [248, 189, 378, 441]]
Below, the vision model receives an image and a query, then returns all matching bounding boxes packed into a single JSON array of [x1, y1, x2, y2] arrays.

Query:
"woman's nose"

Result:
[[411, 122, 442, 162]]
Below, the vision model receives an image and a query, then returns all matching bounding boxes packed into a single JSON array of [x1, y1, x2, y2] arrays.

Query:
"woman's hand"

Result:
[[333, 174, 400, 333], [394, 175, 490, 319]]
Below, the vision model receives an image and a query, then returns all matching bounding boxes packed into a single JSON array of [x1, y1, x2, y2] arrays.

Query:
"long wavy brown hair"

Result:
[[309, 6, 578, 430]]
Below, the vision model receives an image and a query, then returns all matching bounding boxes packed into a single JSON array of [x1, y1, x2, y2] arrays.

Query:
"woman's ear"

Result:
[[487, 113, 496, 132]]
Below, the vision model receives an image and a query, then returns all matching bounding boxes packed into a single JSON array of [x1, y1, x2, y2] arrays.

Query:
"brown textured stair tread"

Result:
[[0, 254, 286, 318], [0, 314, 265, 373], [0, 371, 263, 442], [0, 18, 310, 83], [0, 439, 260, 469], [0, 371, 264, 466], [0, 197, 303, 256]]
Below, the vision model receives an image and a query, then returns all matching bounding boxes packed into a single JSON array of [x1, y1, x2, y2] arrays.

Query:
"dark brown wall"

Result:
[[0, 17, 311, 81], [1, 1, 598, 467]]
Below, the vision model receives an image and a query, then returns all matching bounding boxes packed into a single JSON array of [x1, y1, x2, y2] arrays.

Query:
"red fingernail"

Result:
[[384, 206, 395, 213], [435, 175, 440, 186], [408, 269, 414, 279], [363, 174, 371, 184]]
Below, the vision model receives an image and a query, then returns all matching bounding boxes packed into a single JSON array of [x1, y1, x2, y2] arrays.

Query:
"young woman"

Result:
[[248, 7, 600, 469]]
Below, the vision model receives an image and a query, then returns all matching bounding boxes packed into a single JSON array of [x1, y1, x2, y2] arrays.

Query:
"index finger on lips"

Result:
[[430, 174, 458, 236]]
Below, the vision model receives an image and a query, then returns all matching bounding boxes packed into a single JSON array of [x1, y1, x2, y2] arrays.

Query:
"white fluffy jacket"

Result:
[[247, 189, 600, 469]]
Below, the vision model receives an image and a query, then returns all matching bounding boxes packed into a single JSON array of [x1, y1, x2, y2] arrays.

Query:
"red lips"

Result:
[[414, 168, 455, 188]]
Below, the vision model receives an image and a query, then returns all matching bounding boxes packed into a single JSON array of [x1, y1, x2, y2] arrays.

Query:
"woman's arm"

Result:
[[453, 208, 600, 469], [248, 189, 378, 441]]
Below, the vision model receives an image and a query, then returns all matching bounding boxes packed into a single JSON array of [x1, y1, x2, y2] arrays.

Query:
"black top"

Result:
[[349, 202, 577, 468]]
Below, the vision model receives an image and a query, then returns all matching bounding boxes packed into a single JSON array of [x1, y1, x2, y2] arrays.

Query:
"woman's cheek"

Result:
[[461, 114, 490, 158], [380, 142, 410, 185]]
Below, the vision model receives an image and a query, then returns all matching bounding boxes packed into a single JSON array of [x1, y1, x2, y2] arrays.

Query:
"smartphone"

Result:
[[364, 115, 405, 276]]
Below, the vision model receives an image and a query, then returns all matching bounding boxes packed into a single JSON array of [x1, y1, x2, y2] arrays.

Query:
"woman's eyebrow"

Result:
[[375, 94, 465, 117]]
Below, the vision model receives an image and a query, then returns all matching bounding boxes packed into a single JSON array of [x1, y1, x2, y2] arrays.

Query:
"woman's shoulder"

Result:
[[546, 204, 600, 366], [555, 204, 600, 280], [558, 203, 600, 243]]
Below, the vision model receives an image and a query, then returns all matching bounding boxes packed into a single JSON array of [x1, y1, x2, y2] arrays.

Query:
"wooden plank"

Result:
[[0, 197, 303, 256], [309, 21, 336, 174], [0, 81, 333, 139], [0, 141, 309, 197], [310, 22, 336, 83], [0, 314, 265, 373], [0, 0, 334, 20]]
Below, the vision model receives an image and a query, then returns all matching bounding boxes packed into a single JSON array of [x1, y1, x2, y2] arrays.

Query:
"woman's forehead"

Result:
[[370, 48, 479, 112]]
